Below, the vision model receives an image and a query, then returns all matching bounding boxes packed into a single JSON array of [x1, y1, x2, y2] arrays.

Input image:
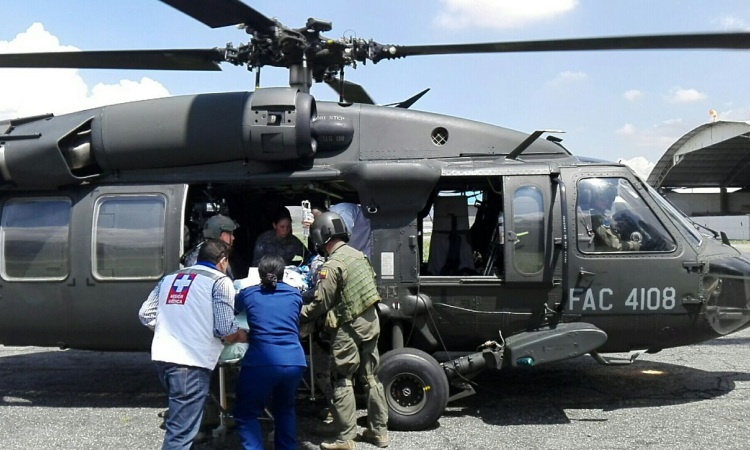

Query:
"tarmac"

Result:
[[1, 328, 749, 449]]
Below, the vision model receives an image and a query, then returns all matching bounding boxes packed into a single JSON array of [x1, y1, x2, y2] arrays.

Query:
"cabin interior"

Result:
[[183, 175, 518, 280]]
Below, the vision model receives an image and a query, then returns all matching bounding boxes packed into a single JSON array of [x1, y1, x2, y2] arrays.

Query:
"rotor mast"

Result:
[[289, 62, 313, 94]]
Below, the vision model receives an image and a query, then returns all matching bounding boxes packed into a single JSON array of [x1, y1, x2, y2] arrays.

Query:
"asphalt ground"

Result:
[[1, 328, 749, 450]]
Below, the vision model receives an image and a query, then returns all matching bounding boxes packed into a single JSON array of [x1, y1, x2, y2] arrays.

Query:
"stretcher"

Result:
[[210, 337, 318, 442], [210, 277, 321, 443], [210, 312, 253, 442]]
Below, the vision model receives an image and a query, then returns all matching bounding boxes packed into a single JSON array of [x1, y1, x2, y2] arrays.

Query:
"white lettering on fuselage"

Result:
[[317, 115, 347, 121], [570, 288, 613, 311], [569, 287, 675, 312]]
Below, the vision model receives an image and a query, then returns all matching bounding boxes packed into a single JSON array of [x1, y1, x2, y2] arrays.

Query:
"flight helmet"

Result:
[[310, 212, 350, 255], [589, 179, 618, 208]]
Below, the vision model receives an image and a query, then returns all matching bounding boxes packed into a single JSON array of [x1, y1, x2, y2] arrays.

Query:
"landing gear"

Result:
[[377, 348, 449, 431], [378, 340, 505, 430]]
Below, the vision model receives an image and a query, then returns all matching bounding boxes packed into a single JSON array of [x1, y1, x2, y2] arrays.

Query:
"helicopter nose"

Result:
[[703, 256, 750, 336]]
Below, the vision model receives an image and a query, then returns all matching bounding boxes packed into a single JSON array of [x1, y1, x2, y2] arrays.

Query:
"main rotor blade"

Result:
[[0, 49, 225, 71], [160, 0, 275, 31], [391, 32, 750, 58], [324, 78, 375, 104]]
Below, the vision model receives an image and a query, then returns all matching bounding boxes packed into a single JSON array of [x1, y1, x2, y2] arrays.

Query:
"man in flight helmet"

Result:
[[300, 212, 389, 450], [588, 179, 641, 252], [308, 211, 350, 255]]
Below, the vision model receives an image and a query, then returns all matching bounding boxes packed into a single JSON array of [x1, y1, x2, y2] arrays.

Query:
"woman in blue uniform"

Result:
[[234, 255, 307, 450]]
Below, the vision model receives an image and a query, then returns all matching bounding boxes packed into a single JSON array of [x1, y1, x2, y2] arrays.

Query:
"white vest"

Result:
[[151, 266, 228, 370]]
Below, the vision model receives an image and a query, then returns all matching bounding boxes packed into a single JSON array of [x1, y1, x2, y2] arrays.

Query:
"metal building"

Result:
[[648, 121, 750, 238]]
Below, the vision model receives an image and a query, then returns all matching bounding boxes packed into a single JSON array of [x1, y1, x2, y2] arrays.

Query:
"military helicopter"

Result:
[[1, 0, 750, 431]]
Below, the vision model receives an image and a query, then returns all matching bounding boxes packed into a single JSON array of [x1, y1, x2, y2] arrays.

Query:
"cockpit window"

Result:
[[576, 178, 676, 253], [644, 183, 702, 248]]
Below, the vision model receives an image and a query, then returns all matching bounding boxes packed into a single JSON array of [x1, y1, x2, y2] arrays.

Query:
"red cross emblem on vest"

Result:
[[166, 273, 197, 305]]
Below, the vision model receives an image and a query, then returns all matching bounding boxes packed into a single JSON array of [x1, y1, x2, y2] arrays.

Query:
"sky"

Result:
[[1, 0, 750, 179]]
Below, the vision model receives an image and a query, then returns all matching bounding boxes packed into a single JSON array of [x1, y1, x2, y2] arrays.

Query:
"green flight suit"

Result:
[[591, 211, 641, 252], [300, 241, 389, 441]]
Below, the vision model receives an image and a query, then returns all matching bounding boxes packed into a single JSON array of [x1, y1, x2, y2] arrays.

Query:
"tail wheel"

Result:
[[377, 348, 449, 431]]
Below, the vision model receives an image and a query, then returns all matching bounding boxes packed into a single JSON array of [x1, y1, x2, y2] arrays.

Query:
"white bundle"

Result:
[[234, 266, 307, 292]]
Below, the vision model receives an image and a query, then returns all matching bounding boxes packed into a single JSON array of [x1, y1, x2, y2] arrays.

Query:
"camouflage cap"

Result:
[[203, 214, 238, 239]]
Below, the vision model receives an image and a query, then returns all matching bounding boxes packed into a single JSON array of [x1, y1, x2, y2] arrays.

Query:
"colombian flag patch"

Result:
[[319, 269, 328, 279]]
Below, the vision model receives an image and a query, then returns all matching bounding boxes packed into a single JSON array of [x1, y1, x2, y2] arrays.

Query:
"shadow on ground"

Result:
[[441, 355, 750, 427], [0, 349, 163, 408], [2, 348, 748, 448], [200, 354, 750, 448]]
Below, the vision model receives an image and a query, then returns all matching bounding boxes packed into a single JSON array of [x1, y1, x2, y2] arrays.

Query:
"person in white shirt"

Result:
[[308, 204, 371, 258], [139, 239, 246, 450]]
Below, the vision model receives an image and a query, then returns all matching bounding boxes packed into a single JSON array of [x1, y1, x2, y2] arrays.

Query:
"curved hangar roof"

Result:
[[648, 121, 750, 189]]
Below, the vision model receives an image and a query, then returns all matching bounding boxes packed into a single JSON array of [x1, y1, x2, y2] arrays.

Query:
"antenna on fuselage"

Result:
[[507, 129, 565, 160]]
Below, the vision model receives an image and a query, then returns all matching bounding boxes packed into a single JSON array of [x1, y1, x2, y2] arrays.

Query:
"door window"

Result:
[[93, 195, 166, 279], [419, 179, 504, 278], [512, 186, 545, 274], [576, 178, 676, 253], [1, 198, 71, 280], [425, 193, 476, 276]]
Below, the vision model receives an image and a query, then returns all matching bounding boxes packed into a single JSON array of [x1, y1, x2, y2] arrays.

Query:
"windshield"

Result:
[[576, 177, 676, 253], [644, 183, 703, 248]]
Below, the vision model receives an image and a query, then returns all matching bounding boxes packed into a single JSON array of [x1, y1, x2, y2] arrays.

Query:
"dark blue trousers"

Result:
[[235, 365, 305, 450], [154, 362, 212, 450]]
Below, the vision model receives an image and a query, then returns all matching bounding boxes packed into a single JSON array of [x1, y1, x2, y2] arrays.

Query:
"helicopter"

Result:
[[1, 0, 750, 432]]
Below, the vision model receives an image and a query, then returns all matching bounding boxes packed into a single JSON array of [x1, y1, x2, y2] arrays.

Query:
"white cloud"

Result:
[[545, 70, 588, 87], [666, 87, 707, 103], [712, 15, 750, 31], [619, 156, 655, 180], [88, 78, 170, 108], [0, 22, 78, 54], [623, 89, 642, 101], [719, 105, 750, 122], [0, 23, 170, 120], [614, 119, 684, 161], [616, 123, 636, 135], [434, 0, 578, 30]]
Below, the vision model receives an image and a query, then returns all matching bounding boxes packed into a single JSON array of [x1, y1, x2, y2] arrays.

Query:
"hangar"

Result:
[[647, 120, 750, 238]]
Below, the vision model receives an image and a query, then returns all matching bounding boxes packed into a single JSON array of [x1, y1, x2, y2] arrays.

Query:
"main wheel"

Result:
[[377, 348, 449, 431]]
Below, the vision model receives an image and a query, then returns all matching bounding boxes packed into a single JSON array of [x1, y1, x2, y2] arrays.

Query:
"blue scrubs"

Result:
[[234, 282, 307, 450]]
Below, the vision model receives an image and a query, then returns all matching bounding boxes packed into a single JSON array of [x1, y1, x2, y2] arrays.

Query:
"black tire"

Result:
[[377, 348, 449, 431]]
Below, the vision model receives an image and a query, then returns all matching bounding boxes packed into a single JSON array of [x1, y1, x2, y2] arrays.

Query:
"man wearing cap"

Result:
[[182, 214, 238, 279]]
